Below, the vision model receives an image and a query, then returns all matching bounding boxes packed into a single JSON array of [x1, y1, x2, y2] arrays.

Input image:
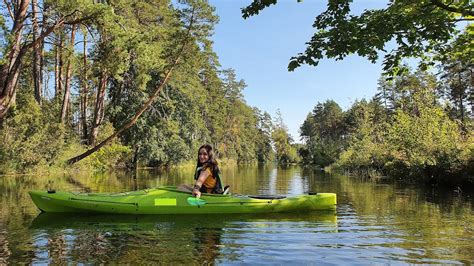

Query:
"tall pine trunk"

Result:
[[55, 31, 66, 98], [31, 0, 43, 105], [60, 25, 76, 124], [0, 0, 30, 120], [89, 72, 108, 145], [81, 28, 89, 141], [458, 72, 465, 122], [54, 33, 63, 97]]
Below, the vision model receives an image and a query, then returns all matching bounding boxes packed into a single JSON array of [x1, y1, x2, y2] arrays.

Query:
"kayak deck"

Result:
[[29, 186, 336, 214]]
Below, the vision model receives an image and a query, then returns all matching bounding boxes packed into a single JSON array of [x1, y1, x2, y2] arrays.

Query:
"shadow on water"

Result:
[[30, 212, 338, 230]]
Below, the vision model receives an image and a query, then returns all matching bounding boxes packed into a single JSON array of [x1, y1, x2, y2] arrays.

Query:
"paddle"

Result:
[[187, 197, 207, 206], [187, 197, 274, 207]]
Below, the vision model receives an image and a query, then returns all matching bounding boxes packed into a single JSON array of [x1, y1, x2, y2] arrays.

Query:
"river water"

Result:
[[0, 165, 472, 264]]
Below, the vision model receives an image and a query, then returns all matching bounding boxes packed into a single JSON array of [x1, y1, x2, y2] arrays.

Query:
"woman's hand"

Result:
[[192, 188, 201, 198]]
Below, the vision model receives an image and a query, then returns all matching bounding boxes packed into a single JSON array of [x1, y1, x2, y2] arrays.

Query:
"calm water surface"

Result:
[[0, 165, 472, 264]]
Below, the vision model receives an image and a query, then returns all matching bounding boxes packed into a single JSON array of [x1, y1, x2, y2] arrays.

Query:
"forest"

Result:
[[0, 0, 296, 173], [0, 0, 472, 187]]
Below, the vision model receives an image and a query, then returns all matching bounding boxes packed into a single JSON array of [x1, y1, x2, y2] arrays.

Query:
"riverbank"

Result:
[[321, 165, 474, 191]]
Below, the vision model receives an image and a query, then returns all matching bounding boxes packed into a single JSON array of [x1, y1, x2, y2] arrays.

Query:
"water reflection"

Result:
[[192, 226, 223, 264], [0, 228, 10, 264], [29, 212, 337, 264], [0, 165, 472, 264]]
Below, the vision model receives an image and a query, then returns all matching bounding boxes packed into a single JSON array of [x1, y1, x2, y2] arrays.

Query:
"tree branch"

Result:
[[3, 0, 14, 20], [430, 0, 474, 17], [449, 18, 474, 22], [22, 12, 99, 52]]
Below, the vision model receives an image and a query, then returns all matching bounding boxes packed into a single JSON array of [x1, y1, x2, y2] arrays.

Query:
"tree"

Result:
[[0, 0, 103, 120], [217, 69, 253, 160], [300, 100, 345, 166], [384, 98, 467, 182], [242, 0, 473, 75], [335, 98, 388, 172], [60, 25, 77, 124], [272, 110, 299, 164], [67, 0, 219, 164], [255, 109, 274, 162], [221, 68, 245, 102], [376, 70, 439, 116], [436, 28, 473, 124]]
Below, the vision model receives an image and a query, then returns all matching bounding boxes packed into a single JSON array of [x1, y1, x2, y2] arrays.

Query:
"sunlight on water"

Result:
[[0, 165, 472, 264]]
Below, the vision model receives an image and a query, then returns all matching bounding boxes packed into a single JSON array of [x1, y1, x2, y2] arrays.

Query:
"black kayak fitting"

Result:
[[248, 195, 286, 200]]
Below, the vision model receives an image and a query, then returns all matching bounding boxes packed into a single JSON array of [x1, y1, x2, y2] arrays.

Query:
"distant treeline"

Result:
[[300, 68, 473, 187], [0, 0, 300, 173]]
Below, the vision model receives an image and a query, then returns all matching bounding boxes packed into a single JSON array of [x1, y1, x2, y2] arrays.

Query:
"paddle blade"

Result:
[[187, 197, 206, 206]]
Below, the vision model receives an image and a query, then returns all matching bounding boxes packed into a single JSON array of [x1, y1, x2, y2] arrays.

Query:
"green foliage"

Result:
[[326, 69, 473, 185], [0, 0, 281, 174], [255, 109, 274, 162], [242, 0, 473, 75], [106, 1, 273, 167], [272, 111, 299, 165], [384, 104, 468, 182], [0, 91, 131, 173], [436, 27, 473, 123], [300, 100, 346, 166], [0, 93, 66, 173], [377, 70, 439, 115], [88, 122, 132, 171], [335, 98, 387, 172]]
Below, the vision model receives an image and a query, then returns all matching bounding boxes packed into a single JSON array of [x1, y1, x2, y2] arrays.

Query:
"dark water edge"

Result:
[[324, 164, 474, 193], [0, 165, 473, 264]]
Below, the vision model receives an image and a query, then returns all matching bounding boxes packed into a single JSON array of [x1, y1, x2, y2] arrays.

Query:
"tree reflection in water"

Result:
[[192, 227, 223, 264]]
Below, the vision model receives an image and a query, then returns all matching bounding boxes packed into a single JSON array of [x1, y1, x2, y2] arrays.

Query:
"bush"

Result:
[[384, 106, 466, 183], [0, 95, 66, 173], [88, 122, 132, 171]]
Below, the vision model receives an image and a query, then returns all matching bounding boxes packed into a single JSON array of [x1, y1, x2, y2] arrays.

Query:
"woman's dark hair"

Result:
[[196, 144, 219, 175]]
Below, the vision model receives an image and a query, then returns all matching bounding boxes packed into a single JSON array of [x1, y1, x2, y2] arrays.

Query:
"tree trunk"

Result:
[[132, 146, 140, 170], [55, 31, 66, 98], [31, 0, 43, 105], [0, 1, 93, 120], [89, 72, 108, 145], [81, 28, 89, 141], [60, 25, 76, 124], [54, 35, 61, 97], [0, 0, 30, 120], [458, 72, 465, 122]]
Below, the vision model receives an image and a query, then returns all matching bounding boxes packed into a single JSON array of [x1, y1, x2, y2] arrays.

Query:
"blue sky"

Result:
[[209, 0, 388, 141]]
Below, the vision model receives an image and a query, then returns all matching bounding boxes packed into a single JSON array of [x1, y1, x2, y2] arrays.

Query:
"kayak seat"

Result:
[[222, 185, 231, 195], [248, 195, 286, 200]]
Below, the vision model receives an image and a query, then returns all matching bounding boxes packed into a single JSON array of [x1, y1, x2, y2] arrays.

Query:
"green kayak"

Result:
[[29, 186, 336, 214]]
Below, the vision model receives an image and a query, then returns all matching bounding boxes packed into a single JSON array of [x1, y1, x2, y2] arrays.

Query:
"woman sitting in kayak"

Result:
[[179, 144, 225, 197]]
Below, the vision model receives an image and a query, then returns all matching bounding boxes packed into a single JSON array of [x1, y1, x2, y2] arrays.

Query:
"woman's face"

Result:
[[198, 148, 209, 164]]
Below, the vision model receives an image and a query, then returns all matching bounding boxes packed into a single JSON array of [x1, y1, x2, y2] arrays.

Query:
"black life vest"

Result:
[[194, 165, 223, 194]]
